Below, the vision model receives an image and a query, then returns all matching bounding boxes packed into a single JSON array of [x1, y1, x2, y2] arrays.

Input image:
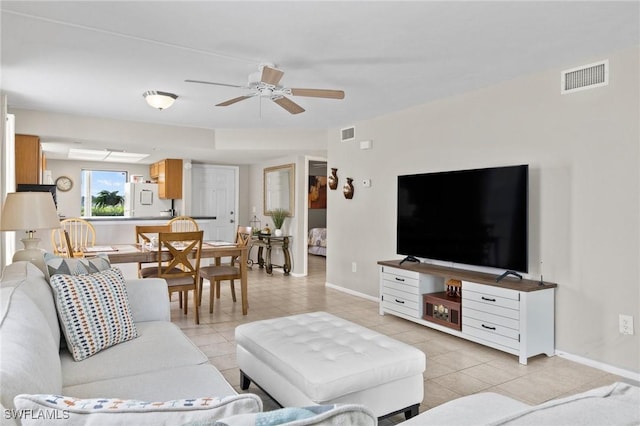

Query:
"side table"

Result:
[[252, 234, 292, 275]]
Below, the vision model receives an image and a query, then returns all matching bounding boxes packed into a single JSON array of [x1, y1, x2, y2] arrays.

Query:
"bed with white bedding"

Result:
[[308, 227, 327, 256]]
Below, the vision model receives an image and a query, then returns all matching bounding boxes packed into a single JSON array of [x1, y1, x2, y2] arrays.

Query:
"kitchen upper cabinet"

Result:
[[15, 134, 44, 184], [150, 159, 182, 199]]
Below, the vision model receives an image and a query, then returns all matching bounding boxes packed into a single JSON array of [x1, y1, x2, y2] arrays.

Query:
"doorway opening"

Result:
[[306, 159, 327, 275]]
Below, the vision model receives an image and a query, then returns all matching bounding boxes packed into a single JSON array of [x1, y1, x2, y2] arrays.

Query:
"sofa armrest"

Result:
[[125, 278, 170, 323]]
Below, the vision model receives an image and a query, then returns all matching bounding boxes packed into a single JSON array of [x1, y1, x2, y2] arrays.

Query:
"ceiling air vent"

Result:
[[561, 60, 608, 94], [341, 126, 355, 142]]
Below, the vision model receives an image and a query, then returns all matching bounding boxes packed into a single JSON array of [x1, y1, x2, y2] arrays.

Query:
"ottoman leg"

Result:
[[405, 404, 420, 419], [240, 370, 251, 390]]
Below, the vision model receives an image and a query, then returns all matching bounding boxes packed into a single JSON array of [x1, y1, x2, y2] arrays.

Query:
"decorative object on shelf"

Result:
[[143, 91, 178, 110], [250, 215, 262, 235], [308, 176, 327, 209], [270, 208, 289, 237], [328, 168, 338, 190], [343, 177, 354, 199], [446, 278, 462, 298], [262, 224, 271, 235], [55, 176, 73, 192], [0, 192, 61, 275]]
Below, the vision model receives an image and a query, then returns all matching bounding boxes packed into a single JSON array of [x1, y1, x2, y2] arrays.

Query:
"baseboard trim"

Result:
[[556, 350, 640, 383], [325, 282, 379, 302]]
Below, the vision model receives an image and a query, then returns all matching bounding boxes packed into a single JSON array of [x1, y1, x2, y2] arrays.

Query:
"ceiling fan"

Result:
[[186, 64, 344, 115]]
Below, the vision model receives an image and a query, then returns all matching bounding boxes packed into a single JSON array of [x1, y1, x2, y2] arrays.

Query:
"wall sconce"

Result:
[[143, 91, 178, 110]]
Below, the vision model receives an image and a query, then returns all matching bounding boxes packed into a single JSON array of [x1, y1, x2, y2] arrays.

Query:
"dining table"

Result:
[[84, 242, 250, 315]]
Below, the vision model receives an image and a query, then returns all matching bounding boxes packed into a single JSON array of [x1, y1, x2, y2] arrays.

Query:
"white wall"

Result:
[[326, 46, 640, 374]]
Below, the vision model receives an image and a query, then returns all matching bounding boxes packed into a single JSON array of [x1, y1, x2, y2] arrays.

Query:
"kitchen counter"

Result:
[[77, 217, 219, 248]]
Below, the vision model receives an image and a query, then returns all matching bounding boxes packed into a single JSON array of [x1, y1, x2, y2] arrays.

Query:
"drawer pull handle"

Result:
[[395, 299, 405, 304], [481, 296, 496, 302], [395, 277, 405, 282], [482, 324, 496, 330]]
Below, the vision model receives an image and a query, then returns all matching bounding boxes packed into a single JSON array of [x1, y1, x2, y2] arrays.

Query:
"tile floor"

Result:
[[172, 254, 629, 424]]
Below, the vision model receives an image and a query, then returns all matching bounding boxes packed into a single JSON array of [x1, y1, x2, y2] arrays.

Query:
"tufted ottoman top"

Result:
[[235, 311, 426, 402]]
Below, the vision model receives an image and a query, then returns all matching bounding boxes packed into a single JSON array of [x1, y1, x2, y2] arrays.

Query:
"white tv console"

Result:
[[378, 260, 557, 365]]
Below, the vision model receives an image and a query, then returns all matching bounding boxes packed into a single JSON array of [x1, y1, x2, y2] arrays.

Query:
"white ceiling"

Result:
[[2, 1, 638, 164]]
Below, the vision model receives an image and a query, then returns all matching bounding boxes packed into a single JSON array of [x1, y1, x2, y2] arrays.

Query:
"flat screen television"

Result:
[[397, 164, 528, 273], [16, 184, 58, 208]]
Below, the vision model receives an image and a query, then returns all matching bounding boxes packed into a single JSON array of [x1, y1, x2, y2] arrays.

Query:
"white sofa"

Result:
[[0, 261, 262, 425], [0, 261, 377, 426], [400, 381, 640, 425]]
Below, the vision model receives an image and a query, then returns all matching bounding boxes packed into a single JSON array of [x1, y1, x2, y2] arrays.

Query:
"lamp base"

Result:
[[12, 237, 48, 276]]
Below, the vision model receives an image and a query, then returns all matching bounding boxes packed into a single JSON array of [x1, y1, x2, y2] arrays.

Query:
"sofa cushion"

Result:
[[13, 393, 263, 426], [400, 392, 530, 425], [61, 321, 208, 387], [50, 267, 138, 361], [44, 253, 111, 282], [0, 261, 61, 348], [213, 404, 376, 426], [0, 287, 62, 410], [63, 365, 239, 403]]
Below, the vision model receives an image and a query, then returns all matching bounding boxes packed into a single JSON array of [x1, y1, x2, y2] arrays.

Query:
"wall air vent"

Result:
[[341, 126, 355, 142], [561, 60, 608, 94]]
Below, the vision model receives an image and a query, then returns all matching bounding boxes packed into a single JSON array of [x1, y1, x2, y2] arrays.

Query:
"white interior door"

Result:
[[191, 165, 238, 242]]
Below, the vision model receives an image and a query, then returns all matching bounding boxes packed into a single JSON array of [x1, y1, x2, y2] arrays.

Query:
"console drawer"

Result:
[[463, 307, 519, 330], [382, 271, 420, 292], [463, 318, 520, 350], [382, 295, 420, 317]]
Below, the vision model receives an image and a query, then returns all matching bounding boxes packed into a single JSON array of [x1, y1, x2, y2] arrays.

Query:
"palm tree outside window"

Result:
[[81, 170, 127, 216]]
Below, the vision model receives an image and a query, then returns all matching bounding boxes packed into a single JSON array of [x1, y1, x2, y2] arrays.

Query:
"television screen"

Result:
[[397, 165, 528, 272], [16, 184, 58, 208]]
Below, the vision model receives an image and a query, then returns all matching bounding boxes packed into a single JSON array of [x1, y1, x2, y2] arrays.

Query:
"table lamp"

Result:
[[1, 192, 61, 274]]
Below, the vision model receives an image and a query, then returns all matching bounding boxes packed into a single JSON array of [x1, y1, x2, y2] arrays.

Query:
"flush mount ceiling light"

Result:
[[143, 91, 177, 110]]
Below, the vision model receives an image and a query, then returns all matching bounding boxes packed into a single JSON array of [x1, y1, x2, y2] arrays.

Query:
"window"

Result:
[[81, 170, 127, 216]]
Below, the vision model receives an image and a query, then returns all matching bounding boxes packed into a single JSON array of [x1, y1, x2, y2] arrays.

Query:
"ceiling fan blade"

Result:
[[185, 79, 243, 88], [216, 95, 253, 107], [290, 88, 345, 99], [273, 96, 305, 114], [261, 66, 284, 86]]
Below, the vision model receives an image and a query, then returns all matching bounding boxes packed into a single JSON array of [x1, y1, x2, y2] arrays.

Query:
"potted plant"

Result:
[[270, 208, 289, 236]]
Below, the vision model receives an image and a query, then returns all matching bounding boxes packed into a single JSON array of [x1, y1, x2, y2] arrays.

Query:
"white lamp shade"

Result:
[[143, 91, 177, 110], [1, 192, 60, 275], [1, 192, 60, 232]]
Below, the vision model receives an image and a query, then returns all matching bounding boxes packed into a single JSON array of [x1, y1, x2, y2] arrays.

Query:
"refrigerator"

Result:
[[124, 183, 172, 217]]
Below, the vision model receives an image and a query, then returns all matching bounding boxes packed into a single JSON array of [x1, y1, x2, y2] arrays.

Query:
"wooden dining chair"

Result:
[[135, 224, 172, 278], [63, 230, 74, 259], [146, 230, 204, 324], [51, 218, 96, 258], [199, 226, 252, 313], [167, 216, 199, 232]]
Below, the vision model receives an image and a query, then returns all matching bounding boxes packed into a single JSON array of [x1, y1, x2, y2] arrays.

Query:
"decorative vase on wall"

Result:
[[328, 168, 338, 190], [274, 229, 283, 237], [343, 178, 354, 199]]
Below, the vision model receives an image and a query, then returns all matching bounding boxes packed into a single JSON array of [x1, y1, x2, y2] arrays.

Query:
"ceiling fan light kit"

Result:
[[143, 91, 178, 110], [186, 64, 344, 115]]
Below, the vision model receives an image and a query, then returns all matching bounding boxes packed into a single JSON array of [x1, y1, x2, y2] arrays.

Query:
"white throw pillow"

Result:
[[13, 394, 263, 426], [49, 267, 138, 361]]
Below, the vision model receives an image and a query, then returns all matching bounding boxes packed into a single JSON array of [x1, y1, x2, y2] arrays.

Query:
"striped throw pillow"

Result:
[[49, 267, 138, 361]]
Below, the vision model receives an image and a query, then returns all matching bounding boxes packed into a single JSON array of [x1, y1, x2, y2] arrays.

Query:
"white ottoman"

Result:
[[235, 312, 425, 419]]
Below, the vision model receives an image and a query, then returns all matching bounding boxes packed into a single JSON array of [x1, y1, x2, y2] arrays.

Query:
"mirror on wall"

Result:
[[264, 163, 295, 216]]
